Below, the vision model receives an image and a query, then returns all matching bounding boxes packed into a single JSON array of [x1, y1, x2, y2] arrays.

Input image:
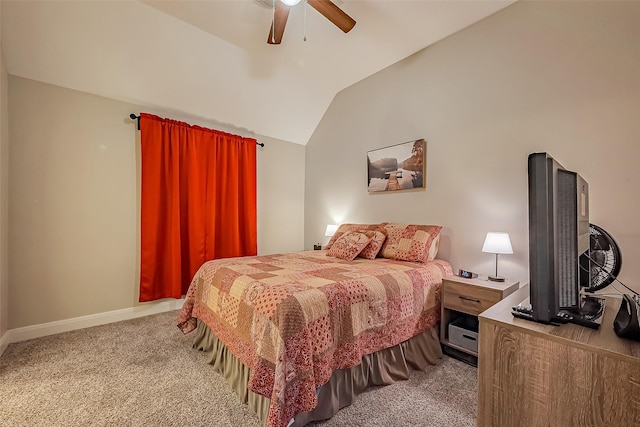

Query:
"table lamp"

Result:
[[482, 232, 513, 282], [325, 224, 338, 237], [314, 224, 338, 250]]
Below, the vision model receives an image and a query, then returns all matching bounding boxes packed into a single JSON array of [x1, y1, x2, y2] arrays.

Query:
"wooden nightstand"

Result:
[[440, 275, 519, 364]]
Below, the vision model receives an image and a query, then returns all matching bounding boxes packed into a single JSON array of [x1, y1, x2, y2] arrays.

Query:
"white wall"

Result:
[[8, 76, 304, 329], [305, 1, 640, 294], [0, 1, 10, 353]]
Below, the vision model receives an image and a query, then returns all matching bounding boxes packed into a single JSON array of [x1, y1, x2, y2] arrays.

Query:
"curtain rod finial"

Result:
[[130, 113, 141, 130]]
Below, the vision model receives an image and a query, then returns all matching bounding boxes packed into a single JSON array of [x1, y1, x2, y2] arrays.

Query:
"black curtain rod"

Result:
[[129, 114, 265, 147]]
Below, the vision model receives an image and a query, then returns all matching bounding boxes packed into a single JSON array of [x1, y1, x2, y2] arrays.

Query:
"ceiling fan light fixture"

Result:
[[267, 0, 355, 45]]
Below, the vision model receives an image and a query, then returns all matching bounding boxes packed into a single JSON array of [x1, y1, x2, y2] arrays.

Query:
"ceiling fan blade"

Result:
[[267, 2, 290, 45], [308, 0, 356, 33]]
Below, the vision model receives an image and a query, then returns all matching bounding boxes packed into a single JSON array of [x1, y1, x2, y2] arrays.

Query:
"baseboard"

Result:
[[3, 298, 185, 349], [0, 329, 9, 358]]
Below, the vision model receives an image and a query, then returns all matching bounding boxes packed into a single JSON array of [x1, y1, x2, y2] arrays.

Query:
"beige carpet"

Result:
[[0, 310, 477, 427]]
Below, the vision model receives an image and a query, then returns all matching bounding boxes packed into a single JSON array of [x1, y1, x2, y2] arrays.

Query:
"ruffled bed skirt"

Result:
[[192, 320, 443, 426]]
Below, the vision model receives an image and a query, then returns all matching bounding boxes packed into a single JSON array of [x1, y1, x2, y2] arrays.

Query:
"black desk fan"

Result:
[[580, 224, 640, 340], [579, 223, 622, 292], [568, 223, 622, 326]]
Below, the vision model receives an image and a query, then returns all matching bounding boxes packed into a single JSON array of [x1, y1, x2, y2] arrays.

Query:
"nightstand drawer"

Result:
[[443, 280, 502, 315]]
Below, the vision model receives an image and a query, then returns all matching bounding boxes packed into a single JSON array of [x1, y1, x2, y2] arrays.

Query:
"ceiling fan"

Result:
[[266, 0, 356, 45]]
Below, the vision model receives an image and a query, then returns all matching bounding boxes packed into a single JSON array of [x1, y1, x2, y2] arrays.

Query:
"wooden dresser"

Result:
[[478, 285, 640, 427]]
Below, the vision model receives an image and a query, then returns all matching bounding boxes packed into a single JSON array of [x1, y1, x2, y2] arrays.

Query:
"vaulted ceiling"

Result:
[[1, 1, 514, 145]]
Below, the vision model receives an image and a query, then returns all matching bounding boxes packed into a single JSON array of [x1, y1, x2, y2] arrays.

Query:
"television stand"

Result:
[[511, 294, 606, 329], [563, 294, 606, 329]]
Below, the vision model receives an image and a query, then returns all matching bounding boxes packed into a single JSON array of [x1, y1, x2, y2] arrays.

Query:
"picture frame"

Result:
[[367, 139, 426, 193]]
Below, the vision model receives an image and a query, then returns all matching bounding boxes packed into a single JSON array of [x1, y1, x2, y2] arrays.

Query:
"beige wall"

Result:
[[305, 1, 640, 294], [8, 76, 304, 329], [255, 135, 305, 256], [0, 1, 9, 343]]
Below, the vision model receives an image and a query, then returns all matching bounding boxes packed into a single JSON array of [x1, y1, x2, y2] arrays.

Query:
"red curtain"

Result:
[[139, 113, 257, 302]]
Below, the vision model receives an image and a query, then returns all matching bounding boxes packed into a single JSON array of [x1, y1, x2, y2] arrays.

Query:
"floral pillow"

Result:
[[379, 224, 443, 263], [324, 223, 387, 250], [358, 230, 387, 260], [326, 230, 374, 261]]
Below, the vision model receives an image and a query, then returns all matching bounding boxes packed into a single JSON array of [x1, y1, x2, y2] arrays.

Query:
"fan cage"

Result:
[[579, 224, 621, 292]]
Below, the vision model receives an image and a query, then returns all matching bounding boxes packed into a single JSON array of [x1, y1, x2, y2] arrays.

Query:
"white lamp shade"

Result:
[[325, 224, 339, 237], [482, 232, 513, 254], [281, 0, 301, 6]]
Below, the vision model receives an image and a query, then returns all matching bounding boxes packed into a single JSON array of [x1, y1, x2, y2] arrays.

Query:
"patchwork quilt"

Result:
[[178, 250, 452, 427]]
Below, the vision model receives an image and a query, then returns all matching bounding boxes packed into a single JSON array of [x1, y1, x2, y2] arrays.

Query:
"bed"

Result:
[[178, 223, 452, 427]]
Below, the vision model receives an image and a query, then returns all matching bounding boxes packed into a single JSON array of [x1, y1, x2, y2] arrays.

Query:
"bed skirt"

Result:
[[192, 319, 443, 426]]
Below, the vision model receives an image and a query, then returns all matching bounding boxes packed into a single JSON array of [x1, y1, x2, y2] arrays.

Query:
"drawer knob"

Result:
[[459, 295, 481, 303]]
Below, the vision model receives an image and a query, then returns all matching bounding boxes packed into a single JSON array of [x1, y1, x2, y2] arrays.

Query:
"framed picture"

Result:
[[367, 139, 426, 193]]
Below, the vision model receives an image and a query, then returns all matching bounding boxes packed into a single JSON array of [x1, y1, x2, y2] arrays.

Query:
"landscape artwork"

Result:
[[367, 139, 426, 193]]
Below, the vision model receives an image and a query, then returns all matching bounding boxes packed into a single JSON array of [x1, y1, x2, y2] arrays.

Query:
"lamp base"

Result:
[[488, 275, 506, 282]]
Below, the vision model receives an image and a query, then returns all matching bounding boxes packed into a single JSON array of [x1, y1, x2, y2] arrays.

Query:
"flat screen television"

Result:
[[527, 152, 602, 327]]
